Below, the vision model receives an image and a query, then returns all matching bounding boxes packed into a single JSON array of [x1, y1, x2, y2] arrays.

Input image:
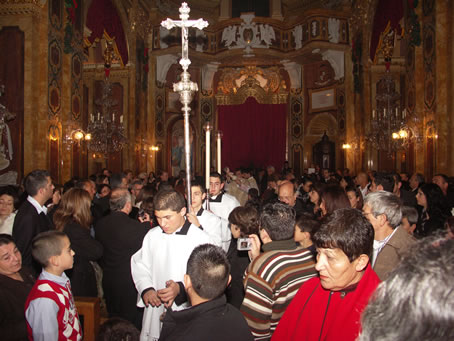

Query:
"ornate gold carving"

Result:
[[215, 66, 288, 105], [0, 0, 44, 16]]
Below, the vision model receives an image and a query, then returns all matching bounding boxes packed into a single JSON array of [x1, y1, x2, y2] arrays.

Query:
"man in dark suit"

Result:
[[12, 169, 54, 273], [95, 188, 149, 329]]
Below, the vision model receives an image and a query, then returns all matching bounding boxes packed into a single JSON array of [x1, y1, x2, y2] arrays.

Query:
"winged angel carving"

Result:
[[222, 26, 237, 47]]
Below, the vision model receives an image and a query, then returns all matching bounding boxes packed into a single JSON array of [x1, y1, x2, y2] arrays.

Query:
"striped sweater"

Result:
[[240, 239, 317, 340]]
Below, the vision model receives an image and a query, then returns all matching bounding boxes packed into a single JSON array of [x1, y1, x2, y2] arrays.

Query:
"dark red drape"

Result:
[[86, 0, 128, 65], [218, 97, 286, 171], [369, 0, 404, 62]]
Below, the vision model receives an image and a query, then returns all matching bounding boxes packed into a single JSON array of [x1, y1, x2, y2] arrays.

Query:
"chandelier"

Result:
[[366, 69, 410, 157], [63, 116, 91, 151], [86, 41, 127, 156]]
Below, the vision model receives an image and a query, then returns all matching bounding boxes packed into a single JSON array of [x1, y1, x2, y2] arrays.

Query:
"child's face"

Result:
[[401, 217, 416, 234], [294, 225, 306, 243], [56, 236, 75, 270]]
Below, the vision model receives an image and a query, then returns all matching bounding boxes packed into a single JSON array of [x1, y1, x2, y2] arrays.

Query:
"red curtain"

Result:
[[85, 0, 128, 66], [218, 97, 286, 171]]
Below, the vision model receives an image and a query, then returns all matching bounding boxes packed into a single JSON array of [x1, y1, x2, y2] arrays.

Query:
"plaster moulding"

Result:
[[202, 62, 220, 91], [156, 54, 179, 85], [312, 49, 344, 80], [281, 60, 302, 89]]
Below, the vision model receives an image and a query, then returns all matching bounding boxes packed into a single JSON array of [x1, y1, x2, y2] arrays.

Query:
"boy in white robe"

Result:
[[131, 190, 213, 341], [185, 181, 223, 248], [208, 172, 240, 252]]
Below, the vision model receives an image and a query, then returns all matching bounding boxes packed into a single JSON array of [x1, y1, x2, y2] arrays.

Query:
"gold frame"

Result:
[[308, 86, 337, 113]]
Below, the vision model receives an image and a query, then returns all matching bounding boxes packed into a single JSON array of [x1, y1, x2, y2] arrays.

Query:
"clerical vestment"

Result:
[[131, 220, 213, 341]]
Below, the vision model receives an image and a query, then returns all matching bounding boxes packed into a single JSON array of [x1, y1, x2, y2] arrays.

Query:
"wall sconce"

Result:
[[342, 143, 351, 149]]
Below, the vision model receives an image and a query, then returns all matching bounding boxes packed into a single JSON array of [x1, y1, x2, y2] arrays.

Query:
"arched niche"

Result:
[[305, 112, 339, 168], [166, 115, 197, 177]]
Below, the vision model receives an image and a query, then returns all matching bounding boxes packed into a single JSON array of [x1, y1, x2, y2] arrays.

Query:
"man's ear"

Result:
[[180, 207, 187, 216], [355, 254, 369, 272], [260, 228, 272, 243], [302, 231, 311, 241], [377, 213, 387, 227], [220, 182, 225, 190], [227, 274, 232, 287], [184, 274, 192, 290], [202, 193, 206, 201]]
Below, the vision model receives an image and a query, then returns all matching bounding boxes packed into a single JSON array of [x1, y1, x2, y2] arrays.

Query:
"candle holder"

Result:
[[216, 130, 223, 174]]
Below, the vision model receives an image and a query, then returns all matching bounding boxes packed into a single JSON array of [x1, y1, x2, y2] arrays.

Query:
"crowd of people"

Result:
[[0, 165, 453, 341]]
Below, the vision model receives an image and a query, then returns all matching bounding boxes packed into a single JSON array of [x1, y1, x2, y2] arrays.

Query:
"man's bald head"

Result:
[[278, 181, 297, 207]]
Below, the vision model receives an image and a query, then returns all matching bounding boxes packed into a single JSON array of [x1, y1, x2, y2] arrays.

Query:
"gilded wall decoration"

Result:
[[215, 66, 288, 105], [155, 85, 165, 138], [48, 39, 62, 118], [423, 0, 435, 113], [291, 97, 303, 140]]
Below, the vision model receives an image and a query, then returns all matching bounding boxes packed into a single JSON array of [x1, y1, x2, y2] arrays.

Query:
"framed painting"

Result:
[[309, 86, 336, 113]]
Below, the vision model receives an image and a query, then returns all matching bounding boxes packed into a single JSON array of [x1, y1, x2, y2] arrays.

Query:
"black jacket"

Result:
[[159, 295, 254, 341], [95, 211, 148, 327], [12, 200, 53, 274], [63, 221, 103, 297], [0, 267, 35, 341], [226, 238, 250, 309]]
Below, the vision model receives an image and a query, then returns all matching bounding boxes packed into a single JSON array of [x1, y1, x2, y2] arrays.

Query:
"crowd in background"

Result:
[[1, 163, 453, 341]]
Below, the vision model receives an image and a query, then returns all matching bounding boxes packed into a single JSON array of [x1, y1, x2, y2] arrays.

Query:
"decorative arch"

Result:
[[166, 115, 197, 176], [306, 112, 338, 136]]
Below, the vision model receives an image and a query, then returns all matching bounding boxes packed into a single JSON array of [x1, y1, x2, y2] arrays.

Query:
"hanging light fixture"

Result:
[[86, 40, 128, 156]]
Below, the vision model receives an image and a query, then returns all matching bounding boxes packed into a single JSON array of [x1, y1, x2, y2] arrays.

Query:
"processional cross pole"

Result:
[[161, 2, 208, 211]]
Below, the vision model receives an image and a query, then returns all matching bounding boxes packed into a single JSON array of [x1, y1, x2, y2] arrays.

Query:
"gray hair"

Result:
[[359, 236, 454, 341], [364, 191, 402, 228], [109, 188, 131, 211]]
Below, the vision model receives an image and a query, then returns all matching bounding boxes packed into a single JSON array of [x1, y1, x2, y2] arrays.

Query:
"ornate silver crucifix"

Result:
[[161, 3, 208, 210]]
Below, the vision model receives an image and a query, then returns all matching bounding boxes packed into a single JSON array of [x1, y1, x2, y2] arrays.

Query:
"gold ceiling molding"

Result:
[[215, 66, 288, 105], [0, 0, 45, 17]]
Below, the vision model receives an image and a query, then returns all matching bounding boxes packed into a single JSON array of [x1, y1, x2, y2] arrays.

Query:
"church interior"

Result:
[[0, 0, 452, 184]]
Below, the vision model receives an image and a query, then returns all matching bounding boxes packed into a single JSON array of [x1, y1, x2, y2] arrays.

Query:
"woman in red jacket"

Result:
[[272, 208, 380, 341]]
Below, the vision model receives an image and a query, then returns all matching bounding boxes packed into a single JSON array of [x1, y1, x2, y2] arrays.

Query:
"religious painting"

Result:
[[309, 86, 336, 113], [166, 90, 182, 113], [170, 120, 195, 177]]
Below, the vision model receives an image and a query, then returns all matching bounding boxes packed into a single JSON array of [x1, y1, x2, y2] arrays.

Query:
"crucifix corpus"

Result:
[[161, 2, 208, 211]]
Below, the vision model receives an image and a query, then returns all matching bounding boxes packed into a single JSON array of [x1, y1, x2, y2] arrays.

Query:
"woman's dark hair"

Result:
[[0, 185, 20, 210], [0, 233, 14, 247], [141, 197, 154, 216], [228, 206, 259, 238], [420, 183, 450, 218], [345, 185, 364, 210], [314, 208, 374, 262], [320, 184, 350, 215], [309, 182, 325, 205], [96, 174, 109, 185], [97, 184, 111, 195]]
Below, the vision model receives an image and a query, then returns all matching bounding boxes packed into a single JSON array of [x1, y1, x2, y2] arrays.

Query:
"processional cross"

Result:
[[161, 3, 208, 210]]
